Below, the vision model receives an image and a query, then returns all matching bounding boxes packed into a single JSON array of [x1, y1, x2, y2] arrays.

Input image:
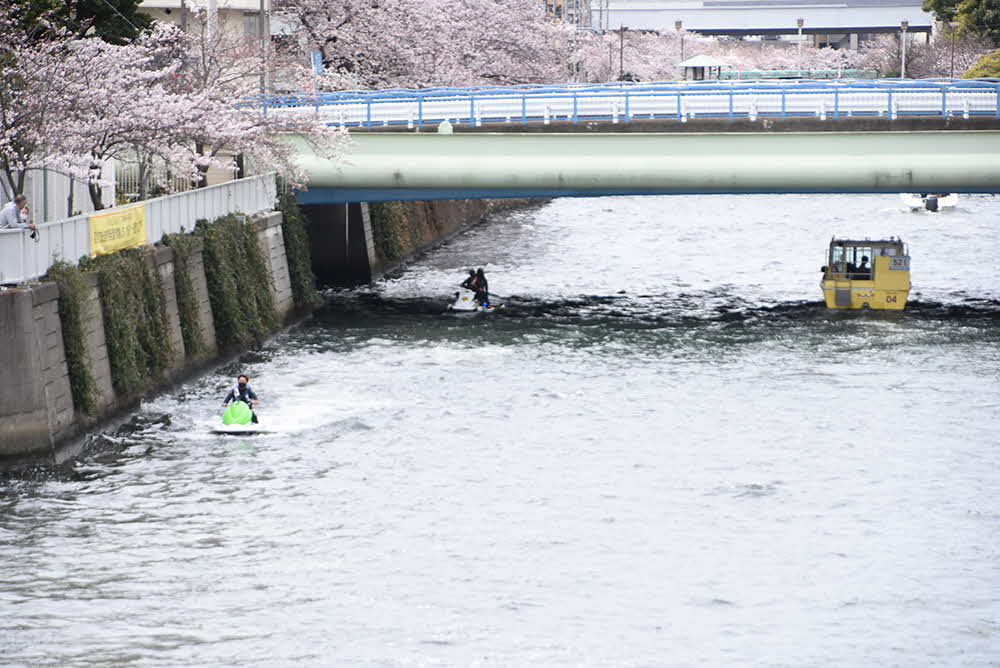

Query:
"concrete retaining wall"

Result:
[[0, 210, 296, 463], [152, 246, 187, 372], [255, 212, 294, 320], [80, 273, 115, 411], [184, 238, 218, 360]]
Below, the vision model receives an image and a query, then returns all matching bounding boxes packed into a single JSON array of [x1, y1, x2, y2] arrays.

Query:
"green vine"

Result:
[[81, 248, 173, 397], [278, 193, 321, 308], [161, 232, 206, 358], [369, 201, 411, 262], [195, 214, 277, 349], [46, 261, 97, 415]]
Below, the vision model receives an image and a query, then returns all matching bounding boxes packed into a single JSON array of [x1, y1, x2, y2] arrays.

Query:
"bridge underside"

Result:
[[292, 131, 1000, 204]]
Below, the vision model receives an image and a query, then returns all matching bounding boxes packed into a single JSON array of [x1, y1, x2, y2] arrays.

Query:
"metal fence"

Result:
[[0, 173, 277, 285], [260, 78, 1000, 128]]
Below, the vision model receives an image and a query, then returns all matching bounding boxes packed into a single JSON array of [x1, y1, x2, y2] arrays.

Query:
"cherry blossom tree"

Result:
[[274, 0, 573, 89], [36, 20, 343, 208], [0, 6, 92, 202]]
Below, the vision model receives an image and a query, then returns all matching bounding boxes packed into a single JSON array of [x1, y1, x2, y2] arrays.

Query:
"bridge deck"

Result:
[[291, 130, 1000, 203]]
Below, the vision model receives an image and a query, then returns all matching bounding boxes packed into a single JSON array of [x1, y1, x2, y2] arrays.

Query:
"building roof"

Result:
[[676, 54, 728, 68]]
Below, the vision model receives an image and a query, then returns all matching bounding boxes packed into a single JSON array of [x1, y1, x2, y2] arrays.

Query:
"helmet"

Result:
[[468, 269, 475, 276], [476, 268, 484, 275]]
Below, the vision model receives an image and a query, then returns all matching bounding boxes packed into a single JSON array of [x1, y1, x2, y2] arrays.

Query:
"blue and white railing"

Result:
[[256, 79, 1000, 128]]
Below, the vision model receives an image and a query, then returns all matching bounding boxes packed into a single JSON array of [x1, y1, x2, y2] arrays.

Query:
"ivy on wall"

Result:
[[278, 193, 321, 309], [196, 214, 277, 349], [161, 233, 206, 358], [46, 261, 97, 415], [81, 248, 173, 397], [368, 201, 411, 263]]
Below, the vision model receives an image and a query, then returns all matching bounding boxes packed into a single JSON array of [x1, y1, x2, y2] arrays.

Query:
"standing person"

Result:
[[474, 267, 489, 306], [223, 374, 260, 423], [0, 195, 35, 233]]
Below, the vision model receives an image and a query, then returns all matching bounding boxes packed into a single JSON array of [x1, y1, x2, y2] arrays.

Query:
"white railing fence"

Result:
[[0, 173, 277, 285]]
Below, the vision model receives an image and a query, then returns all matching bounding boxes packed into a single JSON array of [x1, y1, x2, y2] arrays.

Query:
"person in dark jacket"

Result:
[[473, 268, 489, 305], [223, 374, 260, 423], [460, 268, 478, 291]]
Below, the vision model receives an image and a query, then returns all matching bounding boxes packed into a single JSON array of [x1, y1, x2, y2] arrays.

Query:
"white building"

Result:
[[590, 0, 934, 48], [138, 0, 270, 39]]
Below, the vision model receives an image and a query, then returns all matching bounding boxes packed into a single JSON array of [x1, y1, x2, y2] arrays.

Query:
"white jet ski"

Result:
[[900, 193, 958, 212], [446, 288, 503, 313]]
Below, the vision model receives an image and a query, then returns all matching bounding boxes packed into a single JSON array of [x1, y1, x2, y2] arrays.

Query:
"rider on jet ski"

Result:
[[458, 268, 489, 306], [472, 268, 489, 306], [460, 269, 477, 291], [223, 374, 260, 423]]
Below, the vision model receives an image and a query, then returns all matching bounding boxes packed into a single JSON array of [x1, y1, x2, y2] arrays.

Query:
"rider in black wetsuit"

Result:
[[223, 374, 260, 423], [474, 268, 489, 306]]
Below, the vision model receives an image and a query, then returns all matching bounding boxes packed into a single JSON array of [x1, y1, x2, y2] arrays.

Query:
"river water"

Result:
[[2, 194, 999, 667]]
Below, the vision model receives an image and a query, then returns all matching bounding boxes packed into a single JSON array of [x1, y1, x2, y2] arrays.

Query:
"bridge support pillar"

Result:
[[300, 202, 378, 286]]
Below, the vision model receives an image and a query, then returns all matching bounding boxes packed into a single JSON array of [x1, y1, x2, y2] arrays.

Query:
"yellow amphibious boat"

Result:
[[820, 237, 910, 310]]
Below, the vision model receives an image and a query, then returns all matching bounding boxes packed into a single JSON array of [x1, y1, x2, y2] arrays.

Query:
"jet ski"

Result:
[[211, 400, 270, 435], [446, 287, 503, 313], [900, 193, 958, 212]]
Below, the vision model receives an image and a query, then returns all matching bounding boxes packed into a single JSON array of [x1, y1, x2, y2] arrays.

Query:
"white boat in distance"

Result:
[[900, 193, 958, 212]]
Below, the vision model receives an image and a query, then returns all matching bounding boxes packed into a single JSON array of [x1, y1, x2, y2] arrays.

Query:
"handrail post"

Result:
[[521, 95, 526, 124], [418, 95, 423, 128], [624, 90, 630, 123], [834, 89, 839, 119], [887, 90, 894, 119], [996, 86, 1000, 118], [366, 99, 372, 129], [676, 92, 681, 121], [572, 92, 578, 124], [941, 89, 947, 118], [781, 90, 786, 119], [728, 87, 733, 120], [469, 95, 475, 126]]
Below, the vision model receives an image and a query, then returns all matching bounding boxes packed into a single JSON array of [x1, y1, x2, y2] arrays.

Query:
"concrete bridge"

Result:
[[281, 80, 1000, 280], [276, 80, 1000, 203]]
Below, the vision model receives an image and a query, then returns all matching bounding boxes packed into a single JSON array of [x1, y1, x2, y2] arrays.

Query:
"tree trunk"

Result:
[[138, 160, 149, 201], [88, 159, 105, 210], [88, 180, 103, 210]]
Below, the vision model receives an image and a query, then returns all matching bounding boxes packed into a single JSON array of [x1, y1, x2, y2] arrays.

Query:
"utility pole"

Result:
[[949, 21, 959, 78], [207, 0, 218, 42], [900, 20, 909, 78], [797, 18, 804, 73], [180, 0, 187, 32], [260, 0, 267, 96], [619, 24, 626, 80], [676, 21, 684, 62]]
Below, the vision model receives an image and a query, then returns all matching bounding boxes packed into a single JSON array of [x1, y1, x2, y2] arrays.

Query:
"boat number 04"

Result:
[[887, 294, 898, 303]]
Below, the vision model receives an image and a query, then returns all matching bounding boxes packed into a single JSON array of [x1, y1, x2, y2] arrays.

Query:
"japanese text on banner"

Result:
[[89, 204, 146, 256]]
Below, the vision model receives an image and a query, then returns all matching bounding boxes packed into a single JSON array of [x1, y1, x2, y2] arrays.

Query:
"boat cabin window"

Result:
[[828, 245, 874, 280]]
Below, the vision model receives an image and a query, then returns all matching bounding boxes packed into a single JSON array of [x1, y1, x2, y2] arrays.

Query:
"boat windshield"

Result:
[[828, 245, 874, 280]]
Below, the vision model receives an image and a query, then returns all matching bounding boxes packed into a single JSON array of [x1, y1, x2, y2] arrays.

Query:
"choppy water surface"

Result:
[[3, 194, 999, 667]]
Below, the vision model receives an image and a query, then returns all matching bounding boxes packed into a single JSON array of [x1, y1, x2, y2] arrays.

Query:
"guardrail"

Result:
[[256, 78, 1000, 128], [0, 173, 277, 285]]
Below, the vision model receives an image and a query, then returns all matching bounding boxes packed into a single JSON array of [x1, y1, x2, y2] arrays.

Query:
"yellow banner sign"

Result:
[[89, 204, 147, 256]]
